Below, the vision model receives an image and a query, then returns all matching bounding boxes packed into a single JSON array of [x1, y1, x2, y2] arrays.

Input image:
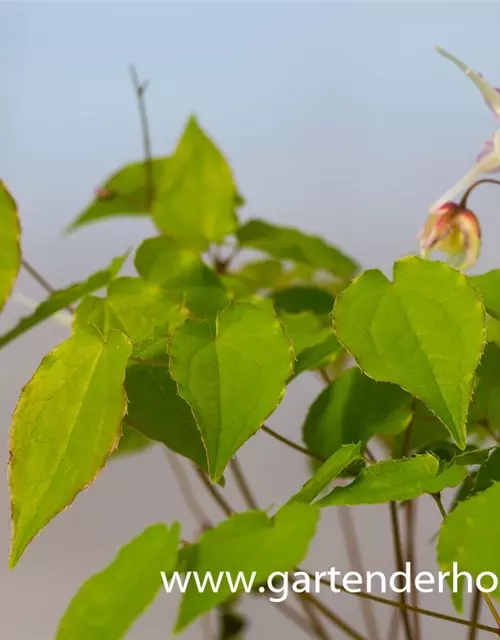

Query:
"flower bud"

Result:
[[419, 202, 481, 270]]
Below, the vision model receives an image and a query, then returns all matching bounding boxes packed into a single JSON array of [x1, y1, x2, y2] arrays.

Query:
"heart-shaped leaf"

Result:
[[168, 302, 293, 481], [333, 257, 485, 449]]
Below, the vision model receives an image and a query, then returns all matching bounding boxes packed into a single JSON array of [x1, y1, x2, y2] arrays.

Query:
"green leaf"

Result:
[[153, 116, 239, 250], [333, 257, 485, 449], [448, 448, 491, 467], [438, 482, 500, 600], [112, 424, 152, 458], [0, 182, 21, 311], [168, 302, 293, 481], [56, 523, 180, 639], [486, 315, 500, 344], [9, 327, 132, 567], [476, 447, 500, 493], [401, 401, 451, 453], [0, 254, 127, 349], [303, 368, 413, 459], [235, 260, 285, 294], [319, 455, 467, 507], [469, 343, 500, 433], [288, 443, 362, 504], [66, 158, 170, 232], [293, 335, 343, 377], [237, 219, 358, 280], [124, 337, 207, 469], [272, 286, 335, 314], [279, 311, 332, 355], [175, 503, 318, 631], [219, 602, 246, 640], [75, 277, 186, 343], [135, 236, 228, 320], [470, 270, 500, 320]]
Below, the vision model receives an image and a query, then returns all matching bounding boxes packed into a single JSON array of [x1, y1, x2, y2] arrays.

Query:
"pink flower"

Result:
[[420, 202, 481, 270]]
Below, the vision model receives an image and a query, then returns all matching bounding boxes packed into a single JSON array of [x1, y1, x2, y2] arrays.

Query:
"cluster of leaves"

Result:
[[3, 109, 500, 639]]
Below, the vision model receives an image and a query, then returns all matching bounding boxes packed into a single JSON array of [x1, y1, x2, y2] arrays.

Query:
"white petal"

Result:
[[429, 130, 500, 212], [436, 46, 500, 117]]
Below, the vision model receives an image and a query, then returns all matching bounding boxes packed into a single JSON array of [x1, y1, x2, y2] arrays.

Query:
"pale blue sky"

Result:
[[2, 1, 500, 279]]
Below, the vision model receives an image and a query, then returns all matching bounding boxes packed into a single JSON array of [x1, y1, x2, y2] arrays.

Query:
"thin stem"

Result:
[[129, 65, 155, 209], [481, 419, 500, 445], [301, 593, 368, 640], [338, 506, 382, 640], [388, 608, 401, 640], [261, 425, 325, 463], [389, 502, 414, 640], [262, 598, 314, 635], [469, 588, 482, 640], [200, 613, 214, 640], [459, 178, 500, 209], [318, 368, 331, 385], [193, 467, 234, 518], [303, 571, 500, 635], [228, 457, 333, 640], [229, 458, 259, 510], [297, 598, 332, 640], [21, 259, 74, 313], [164, 451, 211, 529], [405, 500, 421, 640], [484, 594, 500, 630], [364, 447, 377, 463], [431, 493, 447, 520]]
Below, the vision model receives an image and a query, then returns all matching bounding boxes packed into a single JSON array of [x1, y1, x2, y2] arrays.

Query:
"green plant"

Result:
[[4, 49, 500, 639]]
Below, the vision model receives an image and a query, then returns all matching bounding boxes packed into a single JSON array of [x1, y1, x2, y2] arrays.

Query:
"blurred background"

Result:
[[2, 1, 500, 638]]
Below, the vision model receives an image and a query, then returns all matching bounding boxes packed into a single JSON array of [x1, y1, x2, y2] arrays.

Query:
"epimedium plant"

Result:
[[4, 47, 500, 640]]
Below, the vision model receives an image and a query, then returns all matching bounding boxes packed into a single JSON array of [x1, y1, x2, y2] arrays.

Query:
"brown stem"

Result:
[[302, 570, 500, 635], [228, 457, 334, 640], [405, 500, 421, 640], [459, 178, 500, 210], [165, 452, 211, 529], [297, 598, 332, 640], [469, 588, 482, 640], [388, 608, 401, 640], [481, 419, 500, 445], [229, 458, 259, 510], [318, 368, 331, 385], [21, 259, 75, 313], [338, 506, 382, 640], [301, 593, 368, 640], [262, 598, 314, 635], [484, 594, 500, 630], [193, 467, 234, 518], [129, 65, 155, 209], [389, 502, 414, 640], [261, 425, 326, 463]]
